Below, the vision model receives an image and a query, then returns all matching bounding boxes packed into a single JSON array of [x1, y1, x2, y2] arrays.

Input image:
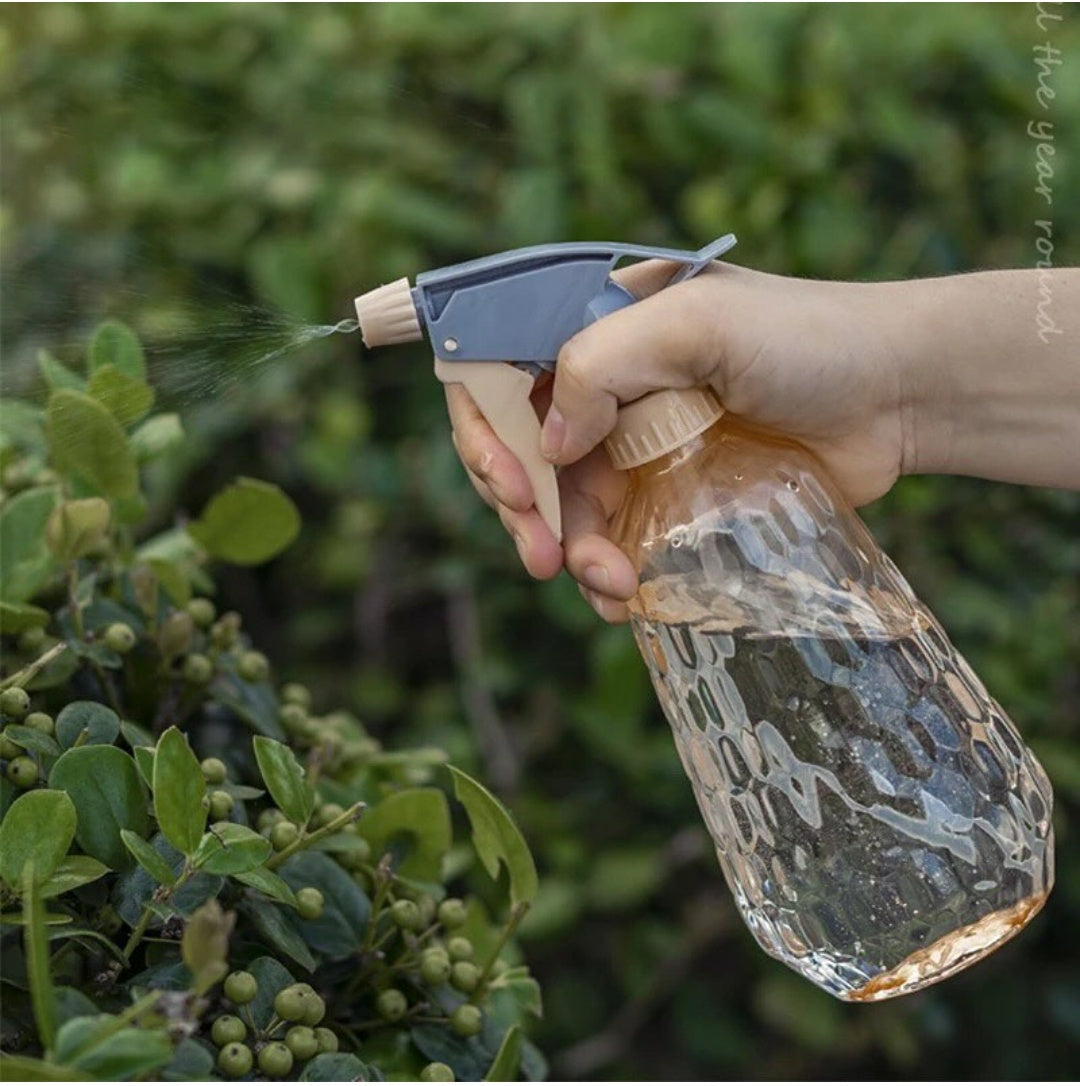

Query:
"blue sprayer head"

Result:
[[354, 234, 736, 541]]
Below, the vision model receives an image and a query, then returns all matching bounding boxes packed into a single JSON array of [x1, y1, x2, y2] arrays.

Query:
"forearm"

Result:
[[882, 268, 1080, 490]]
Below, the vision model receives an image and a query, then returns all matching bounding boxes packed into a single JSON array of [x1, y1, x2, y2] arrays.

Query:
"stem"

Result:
[[67, 566, 85, 640], [266, 801, 365, 871], [0, 642, 70, 691], [66, 989, 164, 1062], [475, 901, 529, 995], [121, 905, 155, 961]]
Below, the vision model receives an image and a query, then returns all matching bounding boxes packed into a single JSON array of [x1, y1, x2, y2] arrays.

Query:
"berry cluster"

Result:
[[212, 973, 337, 1078]]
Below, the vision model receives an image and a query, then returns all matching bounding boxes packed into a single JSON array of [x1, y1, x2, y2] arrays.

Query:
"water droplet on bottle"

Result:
[[787, 479, 800, 492]]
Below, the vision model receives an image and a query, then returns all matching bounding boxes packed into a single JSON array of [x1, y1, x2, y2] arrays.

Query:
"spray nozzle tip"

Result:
[[354, 278, 422, 348]]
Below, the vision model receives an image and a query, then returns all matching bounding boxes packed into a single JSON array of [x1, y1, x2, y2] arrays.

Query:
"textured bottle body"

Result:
[[612, 416, 1054, 1000]]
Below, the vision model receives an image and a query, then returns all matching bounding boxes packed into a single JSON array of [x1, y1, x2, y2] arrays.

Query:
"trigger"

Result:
[[435, 358, 562, 542]]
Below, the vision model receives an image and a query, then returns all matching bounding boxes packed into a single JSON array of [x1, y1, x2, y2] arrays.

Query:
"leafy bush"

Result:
[[0, 324, 544, 1082], [4, 5, 1079, 1080]]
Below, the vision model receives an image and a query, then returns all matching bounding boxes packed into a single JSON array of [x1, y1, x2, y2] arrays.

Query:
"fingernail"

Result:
[[583, 565, 610, 593], [540, 406, 566, 462]]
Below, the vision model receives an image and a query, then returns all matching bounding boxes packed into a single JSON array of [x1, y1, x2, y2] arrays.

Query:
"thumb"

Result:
[[540, 265, 727, 466]]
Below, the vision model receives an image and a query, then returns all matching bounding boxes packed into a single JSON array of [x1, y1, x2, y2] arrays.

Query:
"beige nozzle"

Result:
[[605, 387, 724, 469], [355, 278, 423, 348]]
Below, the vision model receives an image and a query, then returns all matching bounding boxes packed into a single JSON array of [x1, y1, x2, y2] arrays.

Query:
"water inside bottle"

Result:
[[631, 575, 1054, 1001]]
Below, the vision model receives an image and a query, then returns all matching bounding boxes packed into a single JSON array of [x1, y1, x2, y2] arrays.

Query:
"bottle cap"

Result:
[[354, 278, 423, 348], [604, 387, 724, 469]]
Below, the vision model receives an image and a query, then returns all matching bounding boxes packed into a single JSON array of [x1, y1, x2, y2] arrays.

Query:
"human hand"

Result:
[[445, 260, 913, 623]]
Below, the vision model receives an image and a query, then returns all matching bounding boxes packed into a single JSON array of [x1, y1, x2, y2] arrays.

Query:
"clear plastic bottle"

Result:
[[605, 387, 1054, 1001]]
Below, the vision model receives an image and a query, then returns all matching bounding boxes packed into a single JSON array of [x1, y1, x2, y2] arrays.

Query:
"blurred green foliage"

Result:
[[3, 3, 1079, 1079]]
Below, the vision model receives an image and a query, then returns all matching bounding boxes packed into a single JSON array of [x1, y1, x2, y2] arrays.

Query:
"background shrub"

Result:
[[3, 5, 1078, 1079]]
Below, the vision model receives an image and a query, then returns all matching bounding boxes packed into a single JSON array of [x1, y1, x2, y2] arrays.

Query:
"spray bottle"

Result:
[[354, 236, 1054, 1001]]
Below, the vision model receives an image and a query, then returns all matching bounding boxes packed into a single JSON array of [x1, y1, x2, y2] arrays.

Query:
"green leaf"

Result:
[[160, 1038, 215, 1082], [133, 746, 155, 789], [300, 1053, 371, 1081], [242, 897, 318, 972], [252, 736, 315, 827], [279, 851, 371, 959], [1, 401, 43, 455], [448, 767, 538, 908], [54, 1014, 173, 1079], [246, 956, 296, 1030], [234, 864, 297, 907], [181, 898, 234, 994], [485, 1025, 523, 1082], [130, 414, 184, 463], [49, 746, 149, 870], [38, 349, 86, 392], [0, 790, 77, 887], [0, 600, 51, 635], [211, 674, 285, 740], [87, 365, 155, 426], [0, 1053, 91, 1080], [0, 484, 60, 602], [3, 724, 61, 759], [55, 701, 121, 750], [88, 319, 145, 379], [361, 787, 452, 882], [191, 822, 272, 875], [147, 559, 190, 607], [501, 975, 543, 1019], [153, 727, 207, 857], [24, 862, 58, 1050], [45, 498, 112, 564], [46, 390, 138, 500], [38, 856, 110, 899], [120, 829, 177, 888], [187, 477, 300, 565]]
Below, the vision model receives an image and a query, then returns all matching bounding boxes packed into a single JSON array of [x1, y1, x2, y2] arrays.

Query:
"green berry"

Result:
[[447, 936, 474, 962], [0, 732, 23, 760], [450, 961, 480, 994], [274, 984, 309, 1022], [17, 626, 47, 653], [237, 651, 268, 683], [313, 1027, 339, 1054], [341, 838, 371, 869], [103, 622, 136, 654], [200, 757, 228, 785], [6, 756, 38, 789], [313, 802, 344, 829], [391, 898, 423, 931], [437, 898, 468, 930], [279, 703, 308, 732], [284, 1025, 319, 1061], [217, 1042, 253, 1077], [209, 790, 234, 821], [376, 988, 408, 1022], [450, 1003, 483, 1037], [296, 887, 324, 921], [300, 992, 326, 1027], [421, 1063, 456, 1082], [23, 712, 54, 736], [183, 653, 214, 685], [417, 894, 437, 926], [420, 949, 452, 986], [211, 612, 241, 649], [211, 1015, 247, 1046], [223, 970, 258, 1004], [281, 682, 312, 709], [258, 807, 286, 832], [0, 687, 30, 719], [270, 821, 300, 851], [186, 597, 216, 628], [257, 1041, 293, 1077]]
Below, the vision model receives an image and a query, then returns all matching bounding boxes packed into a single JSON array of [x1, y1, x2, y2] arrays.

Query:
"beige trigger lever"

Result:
[[434, 358, 561, 542]]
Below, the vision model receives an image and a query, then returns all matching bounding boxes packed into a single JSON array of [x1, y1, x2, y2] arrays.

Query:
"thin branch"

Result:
[[445, 583, 518, 792]]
